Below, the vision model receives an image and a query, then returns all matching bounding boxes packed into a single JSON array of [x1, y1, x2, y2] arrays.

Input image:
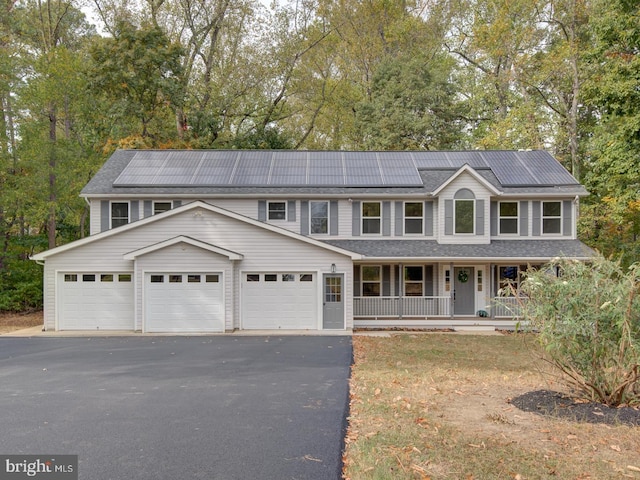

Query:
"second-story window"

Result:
[[542, 201, 562, 234], [310, 201, 329, 234], [362, 202, 381, 234], [404, 202, 423, 234], [455, 200, 474, 234], [268, 201, 287, 220], [154, 202, 172, 215], [111, 202, 129, 228], [499, 202, 518, 234]]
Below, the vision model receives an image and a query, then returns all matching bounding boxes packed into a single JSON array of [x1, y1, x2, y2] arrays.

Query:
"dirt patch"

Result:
[[0, 311, 43, 334]]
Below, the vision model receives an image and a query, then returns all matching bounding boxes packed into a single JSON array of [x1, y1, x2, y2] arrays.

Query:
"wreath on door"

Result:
[[457, 270, 469, 283]]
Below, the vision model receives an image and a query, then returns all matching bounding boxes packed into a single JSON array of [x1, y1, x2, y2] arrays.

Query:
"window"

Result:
[[154, 202, 171, 215], [282, 274, 295, 282], [268, 202, 287, 220], [404, 202, 423, 235], [100, 274, 114, 282], [499, 266, 519, 295], [361, 266, 381, 296], [455, 200, 474, 234], [246, 274, 259, 282], [119, 274, 132, 282], [362, 202, 381, 235], [64, 274, 77, 282], [404, 266, 423, 296], [150, 275, 164, 283], [206, 275, 219, 283], [445, 270, 451, 292], [111, 202, 129, 228], [542, 201, 562, 234], [169, 275, 182, 283], [265, 274, 277, 282], [82, 274, 96, 282], [310, 201, 329, 234], [300, 274, 313, 282], [187, 275, 201, 283], [477, 270, 483, 292], [499, 202, 518, 235]]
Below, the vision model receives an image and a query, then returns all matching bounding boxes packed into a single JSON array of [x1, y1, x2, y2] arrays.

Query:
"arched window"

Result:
[[454, 189, 475, 234]]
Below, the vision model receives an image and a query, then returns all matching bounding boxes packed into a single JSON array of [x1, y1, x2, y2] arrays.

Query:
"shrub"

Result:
[[514, 256, 640, 407]]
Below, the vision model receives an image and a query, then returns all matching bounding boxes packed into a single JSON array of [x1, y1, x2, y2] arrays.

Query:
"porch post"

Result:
[[450, 262, 454, 319], [398, 263, 403, 320], [490, 264, 496, 319]]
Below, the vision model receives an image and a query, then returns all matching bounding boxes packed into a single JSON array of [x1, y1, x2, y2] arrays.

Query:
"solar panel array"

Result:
[[113, 150, 578, 187], [114, 150, 424, 187]]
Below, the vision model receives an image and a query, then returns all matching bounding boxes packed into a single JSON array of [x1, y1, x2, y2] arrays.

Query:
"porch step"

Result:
[[452, 325, 497, 332]]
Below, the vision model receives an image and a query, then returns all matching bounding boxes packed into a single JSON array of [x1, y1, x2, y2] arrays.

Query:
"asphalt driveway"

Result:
[[0, 336, 352, 479]]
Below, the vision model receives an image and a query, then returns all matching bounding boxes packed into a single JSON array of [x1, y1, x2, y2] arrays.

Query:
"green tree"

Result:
[[87, 20, 185, 143]]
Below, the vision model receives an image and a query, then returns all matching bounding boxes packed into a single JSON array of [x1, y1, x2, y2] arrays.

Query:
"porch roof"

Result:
[[322, 239, 596, 262]]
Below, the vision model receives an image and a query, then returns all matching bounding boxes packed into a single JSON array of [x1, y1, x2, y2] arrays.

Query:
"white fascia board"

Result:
[[123, 235, 244, 260], [431, 165, 502, 196], [32, 200, 362, 261]]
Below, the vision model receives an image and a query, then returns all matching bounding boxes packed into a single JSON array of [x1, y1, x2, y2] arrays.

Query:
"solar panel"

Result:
[[445, 151, 489, 168], [344, 153, 383, 185], [229, 151, 272, 185], [518, 151, 577, 185], [378, 153, 422, 185], [308, 152, 344, 185], [270, 151, 308, 185], [412, 152, 452, 168], [192, 151, 237, 185], [481, 151, 538, 186]]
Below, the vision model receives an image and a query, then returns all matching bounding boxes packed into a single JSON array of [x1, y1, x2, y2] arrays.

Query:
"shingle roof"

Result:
[[322, 239, 596, 261], [81, 149, 588, 196]]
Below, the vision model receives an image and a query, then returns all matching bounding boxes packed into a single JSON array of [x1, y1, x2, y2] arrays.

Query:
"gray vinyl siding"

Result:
[[520, 201, 529, 236], [172, 200, 182, 208], [258, 200, 267, 221]]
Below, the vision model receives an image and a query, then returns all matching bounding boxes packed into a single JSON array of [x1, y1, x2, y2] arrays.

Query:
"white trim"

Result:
[[32, 200, 362, 261], [361, 201, 382, 236], [541, 200, 562, 235], [123, 236, 243, 260], [432, 164, 503, 196]]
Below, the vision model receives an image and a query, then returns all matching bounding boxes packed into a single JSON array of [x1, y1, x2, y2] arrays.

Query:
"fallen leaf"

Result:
[[567, 435, 578, 440], [303, 454, 322, 462], [610, 445, 621, 452], [628, 466, 640, 472], [374, 388, 381, 396]]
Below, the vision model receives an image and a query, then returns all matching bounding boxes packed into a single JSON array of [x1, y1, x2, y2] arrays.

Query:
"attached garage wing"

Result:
[[242, 272, 317, 329], [144, 273, 224, 333], [58, 273, 134, 330]]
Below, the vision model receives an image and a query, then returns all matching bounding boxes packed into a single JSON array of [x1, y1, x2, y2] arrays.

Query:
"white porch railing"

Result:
[[353, 296, 451, 318], [492, 296, 526, 318]]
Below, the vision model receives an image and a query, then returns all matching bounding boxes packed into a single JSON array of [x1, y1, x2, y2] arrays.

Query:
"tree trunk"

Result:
[[48, 105, 57, 249]]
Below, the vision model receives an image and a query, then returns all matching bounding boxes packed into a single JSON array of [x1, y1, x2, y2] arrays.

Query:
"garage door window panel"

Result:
[[150, 275, 164, 283], [64, 274, 77, 282], [119, 274, 132, 282], [169, 275, 182, 283], [83, 274, 96, 282], [188, 275, 201, 283], [101, 274, 114, 282], [206, 275, 219, 283], [265, 274, 277, 282]]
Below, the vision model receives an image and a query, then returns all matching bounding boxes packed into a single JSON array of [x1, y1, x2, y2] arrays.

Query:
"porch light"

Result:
[[331, 263, 336, 273]]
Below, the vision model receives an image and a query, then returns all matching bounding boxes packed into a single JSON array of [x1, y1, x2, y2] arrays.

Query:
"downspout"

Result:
[[450, 262, 454, 319]]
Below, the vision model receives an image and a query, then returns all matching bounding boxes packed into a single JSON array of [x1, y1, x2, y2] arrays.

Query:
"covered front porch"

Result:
[[352, 263, 527, 329]]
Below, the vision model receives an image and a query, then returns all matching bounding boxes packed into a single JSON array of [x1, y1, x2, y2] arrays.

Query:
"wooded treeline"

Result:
[[0, 0, 638, 310]]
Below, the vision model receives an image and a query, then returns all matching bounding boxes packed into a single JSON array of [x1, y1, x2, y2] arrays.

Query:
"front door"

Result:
[[323, 274, 344, 329], [454, 267, 475, 315]]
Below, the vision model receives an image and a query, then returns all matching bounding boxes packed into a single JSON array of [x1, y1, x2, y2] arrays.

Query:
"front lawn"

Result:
[[343, 334, 640, 479]]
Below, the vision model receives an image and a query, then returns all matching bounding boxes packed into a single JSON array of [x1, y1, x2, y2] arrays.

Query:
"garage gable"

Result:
[[124, 235, 243, 261]]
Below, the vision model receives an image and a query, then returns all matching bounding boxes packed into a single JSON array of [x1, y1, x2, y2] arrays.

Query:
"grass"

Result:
[[343, 333, 640, 480]]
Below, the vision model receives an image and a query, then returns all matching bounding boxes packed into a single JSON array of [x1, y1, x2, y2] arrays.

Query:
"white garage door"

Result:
[[145, 273, 224, 333], [242, 272, 317, 329], [59, 273, 134, 330]]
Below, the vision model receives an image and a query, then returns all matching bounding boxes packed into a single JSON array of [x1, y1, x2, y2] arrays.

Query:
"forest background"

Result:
[[0, 0, 638, 311]]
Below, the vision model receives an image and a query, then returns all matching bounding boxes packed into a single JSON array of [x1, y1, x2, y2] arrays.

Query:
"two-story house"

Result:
[[32, 149, 594, 333]]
